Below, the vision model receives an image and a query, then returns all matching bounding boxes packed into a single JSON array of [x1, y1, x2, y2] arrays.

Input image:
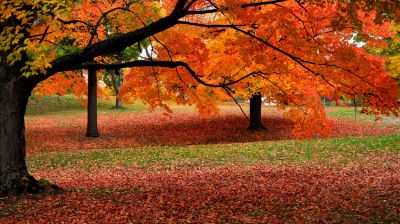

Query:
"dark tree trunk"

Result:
[[0, 64, 41, 194], [115, 95, 122, 109], [86, 69, 99, 137], [111, 69, 123, 109], [248, 93, 266, 131]]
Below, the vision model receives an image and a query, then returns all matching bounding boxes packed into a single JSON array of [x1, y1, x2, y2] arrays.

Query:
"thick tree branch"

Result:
[[47, 14, 184, 77], [63, 60, 257, 88], [38, 0, 292, 84], [172, 0, 189, 15]]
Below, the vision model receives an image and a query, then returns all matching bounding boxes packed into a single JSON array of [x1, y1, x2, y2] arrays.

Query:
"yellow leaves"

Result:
[[387, 55, 400, 78], [19, 41, 54, 77], [129, 1, 165, 19], [1, 7, 13, 19], [7, 47, 24, 65], [1, 0, 69, 76], [384, 23, 400, 90]]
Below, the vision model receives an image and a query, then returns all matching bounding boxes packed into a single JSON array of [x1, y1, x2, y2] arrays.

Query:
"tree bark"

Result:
[[0, 64, 40, 194], [248, 93, 266, 131], [115, 94, 122, 109], [111, 69, 123, 109], [86, 69, 99, 137]]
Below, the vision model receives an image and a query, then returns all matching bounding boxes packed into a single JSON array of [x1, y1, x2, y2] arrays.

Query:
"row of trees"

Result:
[[1, 0, 399, 194]]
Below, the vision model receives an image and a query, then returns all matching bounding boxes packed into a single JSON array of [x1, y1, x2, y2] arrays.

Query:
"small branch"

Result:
[[295, 0, 308, 12], [186, 9, 219, 15], [87, 7, 131, 47], [184, 0, 198, 11], [57, 18, 93, 28], [232, 26, 338, 89], [177, 21, 245, 28], [257, 72, 307, 114], [241, 0, 287, 8], [223, 87, 250, 121]]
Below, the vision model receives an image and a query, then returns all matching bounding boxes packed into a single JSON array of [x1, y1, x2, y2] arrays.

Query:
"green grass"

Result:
[[26, 95, 148, 115], [27, 95, 84, 114], [27, 135, 400, 172], [25, 95, 399, 173], [326, 107, 400, 126], [327, 107, 363, 118]]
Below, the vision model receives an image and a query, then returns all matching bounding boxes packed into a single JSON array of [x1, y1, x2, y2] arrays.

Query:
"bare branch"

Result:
[[241, 0, 287, 8], [87, 7, 131, 47], [186, 9, 219, 15], [56, 18, 93, 28], [184, 0, 198, 11], [257, 72, 307, 114], [223, 87, 250, 121], [177, 21, 245, 28], [38, 26, 50, 44]]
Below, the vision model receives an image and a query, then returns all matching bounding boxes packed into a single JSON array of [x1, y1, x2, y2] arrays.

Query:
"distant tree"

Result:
[[383, 23, 400, 90]]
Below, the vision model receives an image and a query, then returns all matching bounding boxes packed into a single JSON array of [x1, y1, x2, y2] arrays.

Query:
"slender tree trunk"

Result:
[[86, 69, 99, 137], [248, 93, 266, 131], [111, 69, 123, 109], [0, 65, 40, 194], [115, 95, 122, 109]]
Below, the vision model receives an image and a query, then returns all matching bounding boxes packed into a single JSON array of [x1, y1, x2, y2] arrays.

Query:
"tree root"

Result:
[[0, 173, 61, 196]]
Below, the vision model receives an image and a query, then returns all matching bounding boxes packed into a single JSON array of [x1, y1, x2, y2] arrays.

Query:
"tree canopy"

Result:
[[2, 0, 400, 137]]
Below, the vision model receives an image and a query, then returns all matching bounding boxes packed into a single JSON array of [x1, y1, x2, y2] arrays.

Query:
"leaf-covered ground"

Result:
[[25, 106, 400, 155], [1, 151, 400, 223], [1, 101, 400, 223]]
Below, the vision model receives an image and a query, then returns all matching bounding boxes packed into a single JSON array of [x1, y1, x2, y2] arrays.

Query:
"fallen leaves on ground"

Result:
[[1, 155, 399, 223], [12, 109, 399, 223], [25, 112, 400, 155]]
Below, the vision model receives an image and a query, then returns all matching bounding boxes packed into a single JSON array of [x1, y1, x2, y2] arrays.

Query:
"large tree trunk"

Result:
[[0, 65, 40, 194], [248, 93, 266, 131], [86, 69, 99, 137]]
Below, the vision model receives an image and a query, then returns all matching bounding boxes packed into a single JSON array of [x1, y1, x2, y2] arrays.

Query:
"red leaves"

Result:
[[25, 111, 399, 155], [4, 108, 399, 223], [2, 158, 399, 223]]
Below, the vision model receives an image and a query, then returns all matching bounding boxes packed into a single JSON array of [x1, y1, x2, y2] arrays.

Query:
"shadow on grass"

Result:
[[25, 112, 399, 154]]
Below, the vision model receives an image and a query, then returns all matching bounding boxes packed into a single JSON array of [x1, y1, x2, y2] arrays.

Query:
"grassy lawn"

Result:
[[326, 105, 400, 123], [27, 95, 150, 115], [27, 135, 400, 172]]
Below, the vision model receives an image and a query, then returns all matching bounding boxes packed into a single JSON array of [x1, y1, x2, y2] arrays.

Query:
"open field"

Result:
[[1, 96, 400, 223]]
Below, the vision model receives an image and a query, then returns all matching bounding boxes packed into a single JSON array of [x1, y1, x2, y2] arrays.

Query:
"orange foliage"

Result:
[[116, 0, 399, 137], [33, 71, 107, 106], [12, 0, 398, 137]]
